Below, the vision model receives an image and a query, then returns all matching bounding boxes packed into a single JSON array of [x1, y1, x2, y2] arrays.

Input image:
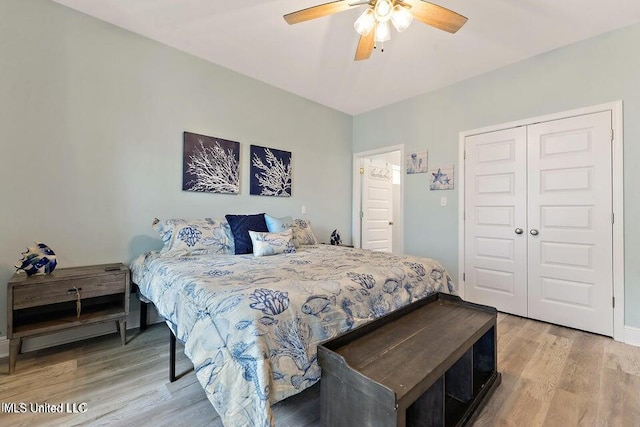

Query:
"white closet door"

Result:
[[464, 127, 528, 316], [527, 111, 613, 336], [362, 160, 393, 252]]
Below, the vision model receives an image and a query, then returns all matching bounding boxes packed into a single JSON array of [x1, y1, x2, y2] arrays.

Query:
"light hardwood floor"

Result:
[[1, 313, 639, 426]]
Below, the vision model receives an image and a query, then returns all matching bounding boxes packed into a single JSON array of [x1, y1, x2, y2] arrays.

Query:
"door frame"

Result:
[[353, 145, 405, 252], [457, 101, 624, 341]]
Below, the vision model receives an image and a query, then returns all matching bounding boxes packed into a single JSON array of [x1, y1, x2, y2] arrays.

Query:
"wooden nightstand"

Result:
[[7, 263, 130, 374]]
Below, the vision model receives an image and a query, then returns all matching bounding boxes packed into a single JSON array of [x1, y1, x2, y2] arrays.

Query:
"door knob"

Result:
[[530, 229, 539, 236], [515, 228, 523, 235]]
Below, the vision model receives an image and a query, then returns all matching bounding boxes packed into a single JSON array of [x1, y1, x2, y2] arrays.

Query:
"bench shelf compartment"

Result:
[[318, 293, 501, 427]]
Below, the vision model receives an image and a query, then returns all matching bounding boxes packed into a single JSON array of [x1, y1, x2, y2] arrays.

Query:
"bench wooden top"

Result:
[[329, 298, 495, 402]]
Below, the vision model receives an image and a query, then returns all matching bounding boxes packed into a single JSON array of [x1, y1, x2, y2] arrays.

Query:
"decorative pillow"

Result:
[[152, 218, 234, 256], [249, 229, 296, 257], [292, 218, 318, 246], [225, 213, 270, 255], [264, 214, 294, 233]]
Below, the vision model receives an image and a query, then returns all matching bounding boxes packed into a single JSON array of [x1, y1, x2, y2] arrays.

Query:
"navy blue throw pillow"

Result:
[[225, 214, 269, 255]]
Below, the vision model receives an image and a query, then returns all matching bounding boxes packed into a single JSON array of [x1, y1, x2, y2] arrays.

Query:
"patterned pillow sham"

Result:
[[152, 218, 234, 256], [248, 229, 296, 257], [292, 218, 318, 246]]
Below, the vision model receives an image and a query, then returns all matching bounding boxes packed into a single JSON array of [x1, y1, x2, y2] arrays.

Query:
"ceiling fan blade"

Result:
[[400, 0, 467, 33], [284, 1, 356, 25], [354, 30, 375, 61]]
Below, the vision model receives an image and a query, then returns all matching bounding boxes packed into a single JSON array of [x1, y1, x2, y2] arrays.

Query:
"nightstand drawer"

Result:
[[13, 272, 127, 310]]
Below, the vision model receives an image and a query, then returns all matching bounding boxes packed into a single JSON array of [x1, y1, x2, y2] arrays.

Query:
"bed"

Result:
[[131, 242, 456, 427]]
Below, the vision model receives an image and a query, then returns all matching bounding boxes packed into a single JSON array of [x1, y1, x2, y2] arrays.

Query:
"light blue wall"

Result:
[[2, 0, 638, 339], [354, 23, 640, 327], [0, 0, 352, 336]]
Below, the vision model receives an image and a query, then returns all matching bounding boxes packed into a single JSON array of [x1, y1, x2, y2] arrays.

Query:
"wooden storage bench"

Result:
[[318, 293, 500, 427]]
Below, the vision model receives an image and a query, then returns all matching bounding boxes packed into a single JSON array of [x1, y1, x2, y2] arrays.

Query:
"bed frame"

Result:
[[139, 294, 183, 382]]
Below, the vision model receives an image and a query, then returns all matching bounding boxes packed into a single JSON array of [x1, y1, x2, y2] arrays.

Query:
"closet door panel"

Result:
[[464, 127, 528, 316], [527, 111, 613, 336]]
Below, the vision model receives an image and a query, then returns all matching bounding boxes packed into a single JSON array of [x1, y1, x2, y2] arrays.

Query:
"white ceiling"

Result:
[[51, 0, 640, 115]]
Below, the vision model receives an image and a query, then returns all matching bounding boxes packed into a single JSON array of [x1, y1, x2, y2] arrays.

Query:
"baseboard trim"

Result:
[[0, 307, 163, 358], [0, 336, 8, 359], [625, 325, 640, 347]]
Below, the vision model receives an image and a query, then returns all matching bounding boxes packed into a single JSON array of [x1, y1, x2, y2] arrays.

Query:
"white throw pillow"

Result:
[[248, 229, 296, 257]]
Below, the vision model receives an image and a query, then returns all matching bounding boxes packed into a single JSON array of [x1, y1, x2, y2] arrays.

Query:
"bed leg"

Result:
[[140, 301, 148, 331], [170, 330, 176, 383]]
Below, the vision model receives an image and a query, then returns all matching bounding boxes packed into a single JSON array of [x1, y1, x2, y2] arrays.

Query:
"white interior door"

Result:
[[527, 112, 613, 336], [464, 128, 528, 316], [362, 160, 393, 252]]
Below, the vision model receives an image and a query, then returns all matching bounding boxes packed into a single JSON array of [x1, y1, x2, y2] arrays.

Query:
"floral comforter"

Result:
[[131, 245, 456, 426]]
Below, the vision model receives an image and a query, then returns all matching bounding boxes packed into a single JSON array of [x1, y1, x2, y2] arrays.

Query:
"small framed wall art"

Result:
[[406, 151, 428, 174], [429, 164, 454, 190]]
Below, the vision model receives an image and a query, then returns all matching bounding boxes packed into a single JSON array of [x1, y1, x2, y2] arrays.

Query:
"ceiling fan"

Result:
[[284, 0, 467, 61]]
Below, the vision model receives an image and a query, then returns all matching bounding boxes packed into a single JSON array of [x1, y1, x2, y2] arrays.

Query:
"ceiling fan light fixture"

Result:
[[374, 20, 391, 43], [374, 0, 393, 23], [391, 5, 413, 32], [354, 8, 376, 36], [283, 0, 467, 61]]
